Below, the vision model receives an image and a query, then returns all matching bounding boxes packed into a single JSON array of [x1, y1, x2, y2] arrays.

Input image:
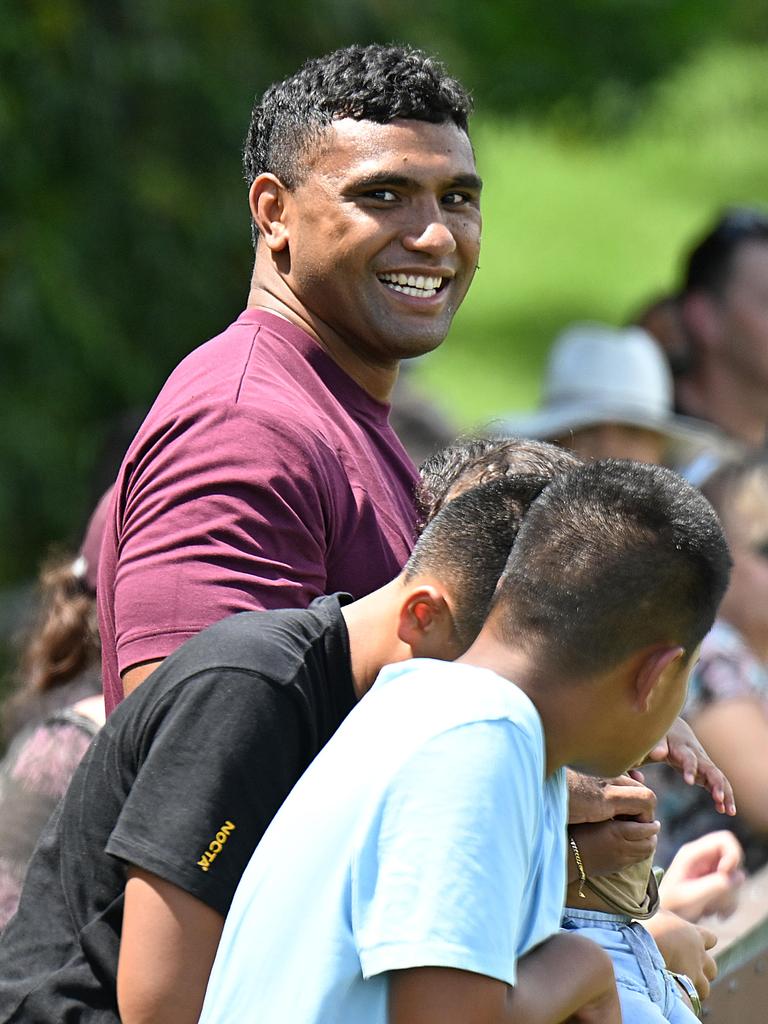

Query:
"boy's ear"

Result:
[[633, 645, 686, 712], [396, 585, 453, 651], [249, 174, 290, 252]]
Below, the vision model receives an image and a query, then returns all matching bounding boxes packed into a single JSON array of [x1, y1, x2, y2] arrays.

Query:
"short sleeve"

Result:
[[105, 673, 305, 916], [352, 719, 541, 987], [114, 404, 337, 673]]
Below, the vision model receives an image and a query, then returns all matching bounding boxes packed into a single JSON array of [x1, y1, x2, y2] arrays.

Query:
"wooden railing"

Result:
[[701, 863, 768, 1020]]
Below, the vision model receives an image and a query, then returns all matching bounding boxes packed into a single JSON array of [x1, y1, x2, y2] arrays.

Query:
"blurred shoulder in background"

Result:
[[0, 489, 110, 931]]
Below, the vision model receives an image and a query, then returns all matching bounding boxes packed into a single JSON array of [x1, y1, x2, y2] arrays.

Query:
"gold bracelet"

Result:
[[568, 833, 587, 899]]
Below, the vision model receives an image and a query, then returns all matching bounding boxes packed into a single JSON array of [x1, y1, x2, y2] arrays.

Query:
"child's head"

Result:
[[488, 459, 731, 773], [405, 438, 583, 653], [417, 435, 583, 525]]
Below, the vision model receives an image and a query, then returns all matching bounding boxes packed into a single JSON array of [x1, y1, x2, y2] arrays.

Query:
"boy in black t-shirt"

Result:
[[0, 444, 732, 1024]]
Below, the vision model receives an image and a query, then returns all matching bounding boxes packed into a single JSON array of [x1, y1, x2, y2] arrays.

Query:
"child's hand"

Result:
[[569, 819, 659, 880], [567, 770, 656, 824], [659, 830, 745, 922], [643, 717, 736, 816], [644, 909, 717, 1001]]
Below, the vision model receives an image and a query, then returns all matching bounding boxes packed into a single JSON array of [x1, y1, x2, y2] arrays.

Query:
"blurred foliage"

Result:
[[2, 0, 768, 582], [425, 41, 768, 423]]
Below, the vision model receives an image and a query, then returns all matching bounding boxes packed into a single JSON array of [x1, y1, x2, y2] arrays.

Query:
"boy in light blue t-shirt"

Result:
[[200, 460, 731, 1024]]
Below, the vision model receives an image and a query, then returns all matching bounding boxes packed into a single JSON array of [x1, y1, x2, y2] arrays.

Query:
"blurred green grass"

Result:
[[418, 43, 768, 426]]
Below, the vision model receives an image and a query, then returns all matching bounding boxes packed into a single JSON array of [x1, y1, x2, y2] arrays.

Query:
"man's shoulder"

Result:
[[130, 318, 360, 474], [156, 311, 344, 420]]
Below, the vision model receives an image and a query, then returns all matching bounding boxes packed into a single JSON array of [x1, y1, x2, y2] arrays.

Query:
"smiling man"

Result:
[[97, 44, 482, 712]]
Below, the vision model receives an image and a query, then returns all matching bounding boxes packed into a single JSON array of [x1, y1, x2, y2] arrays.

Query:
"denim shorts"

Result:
[[562, 907, 698, 1023]]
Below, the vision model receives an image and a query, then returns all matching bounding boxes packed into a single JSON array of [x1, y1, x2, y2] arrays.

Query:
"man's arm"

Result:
[[117, 867, 224, 1024], [389, 933, 620, 1024], [122, 660, 162, 696], [112, 410, 335, 700]]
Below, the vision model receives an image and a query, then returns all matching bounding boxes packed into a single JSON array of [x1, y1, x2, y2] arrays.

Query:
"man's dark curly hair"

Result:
[[243, 43, 472, 244]]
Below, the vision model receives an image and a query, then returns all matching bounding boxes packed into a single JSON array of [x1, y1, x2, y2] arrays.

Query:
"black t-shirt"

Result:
[[0, 595, 355, 1022]]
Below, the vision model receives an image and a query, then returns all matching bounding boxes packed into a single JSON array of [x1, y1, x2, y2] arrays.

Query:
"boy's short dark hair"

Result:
[[244, 43, 472, 244], [417, 435, 583, 526], [492, 460, 731, 678], [405, 475, 556, 650], [684, 207, 768, 297]]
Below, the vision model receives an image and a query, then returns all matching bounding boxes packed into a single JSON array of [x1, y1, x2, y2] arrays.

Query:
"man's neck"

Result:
[[678, 362, 768, 446], [246, 283, 399, 405]]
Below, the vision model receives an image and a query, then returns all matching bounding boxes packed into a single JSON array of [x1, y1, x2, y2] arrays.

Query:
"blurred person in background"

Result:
[[496, 322, 717, 468], [651, 454, 768, 874], [674, 208, 768, 450], [634, 295, 691, 379], [640, 209, 768, 482], [0, 490, 110, 930]]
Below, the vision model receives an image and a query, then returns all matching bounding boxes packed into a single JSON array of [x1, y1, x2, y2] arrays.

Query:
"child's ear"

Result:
[[397, 586, 446, 647], [397, 585, 462, 661], [633, 645, 685, 712]]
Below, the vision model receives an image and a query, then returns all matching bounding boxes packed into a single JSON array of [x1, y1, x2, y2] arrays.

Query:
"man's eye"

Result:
[[442, 192, 471, 206], [365, 189, 397, 202]]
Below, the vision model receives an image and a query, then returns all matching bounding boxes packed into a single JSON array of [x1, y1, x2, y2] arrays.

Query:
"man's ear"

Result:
[[633, 645, 686, 712], [396, 585, 453, 654], [249, 174, 290, 253]]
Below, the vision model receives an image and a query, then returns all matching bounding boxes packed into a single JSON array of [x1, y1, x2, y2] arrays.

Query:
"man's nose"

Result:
[[402, 204, 457, 258]]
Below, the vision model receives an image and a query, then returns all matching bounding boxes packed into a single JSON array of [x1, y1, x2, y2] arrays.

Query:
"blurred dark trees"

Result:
[[2, 0, 767, 580]]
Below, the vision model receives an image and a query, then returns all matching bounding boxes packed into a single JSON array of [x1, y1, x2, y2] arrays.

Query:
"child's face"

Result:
[[593, 647, 699, 778], [634, 647, 699, 771]]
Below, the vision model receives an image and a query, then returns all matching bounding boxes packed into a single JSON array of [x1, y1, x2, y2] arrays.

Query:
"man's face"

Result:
[[714, 240, 768, 385], [279, 118, 482, 365]]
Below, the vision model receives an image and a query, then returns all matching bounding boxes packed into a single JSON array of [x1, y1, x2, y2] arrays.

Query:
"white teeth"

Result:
[[378, 273, 444, 298]]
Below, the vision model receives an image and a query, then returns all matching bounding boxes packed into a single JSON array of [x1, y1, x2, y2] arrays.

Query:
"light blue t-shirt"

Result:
[[200, 659, 568, 1023]]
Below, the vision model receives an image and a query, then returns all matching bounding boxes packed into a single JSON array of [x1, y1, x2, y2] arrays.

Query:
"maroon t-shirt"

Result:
[[98, 309, 419, 713]]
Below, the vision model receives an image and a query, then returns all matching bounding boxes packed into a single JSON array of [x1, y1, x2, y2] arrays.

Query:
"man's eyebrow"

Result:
[[347, 171, 483, 192], [450, 173, 483, 193]]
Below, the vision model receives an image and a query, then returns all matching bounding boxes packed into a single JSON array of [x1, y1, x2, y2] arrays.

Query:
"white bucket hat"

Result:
[[497, 322, 713, 450]]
